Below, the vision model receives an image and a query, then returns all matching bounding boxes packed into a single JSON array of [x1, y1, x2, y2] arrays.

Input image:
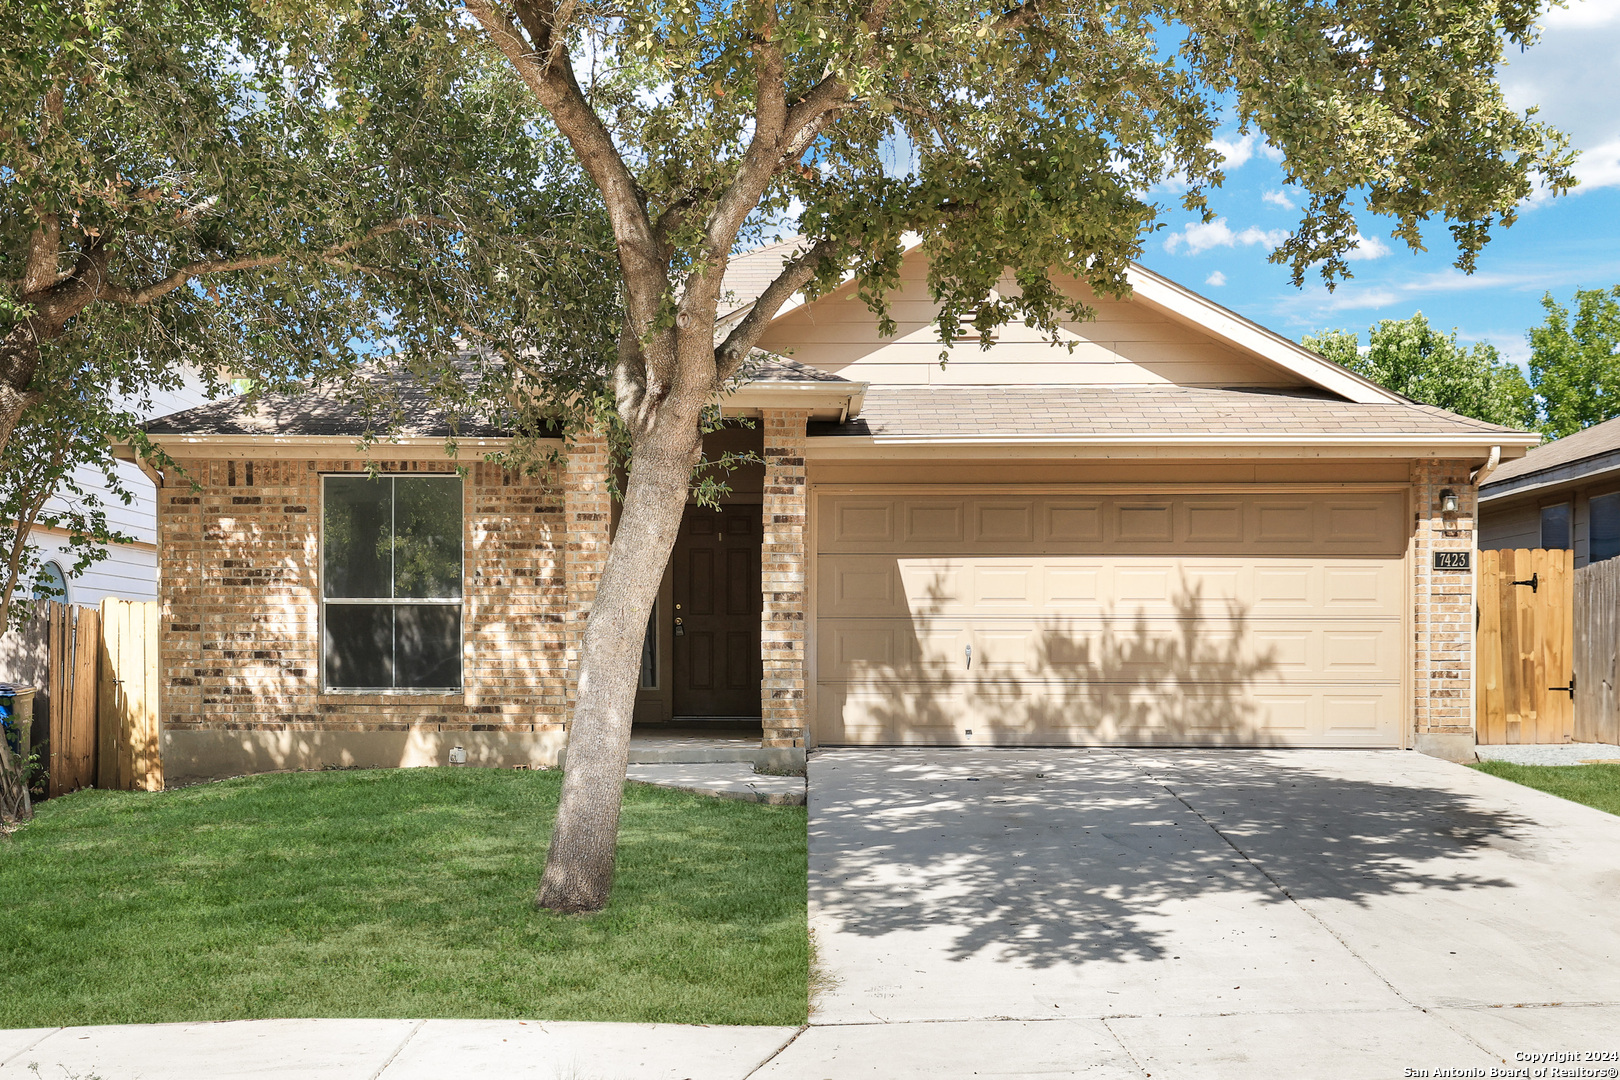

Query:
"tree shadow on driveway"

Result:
[[809, 750, 1534, 970]]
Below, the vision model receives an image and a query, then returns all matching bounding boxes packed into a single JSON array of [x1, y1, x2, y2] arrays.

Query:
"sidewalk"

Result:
[[0, 1019, 805, 1080]]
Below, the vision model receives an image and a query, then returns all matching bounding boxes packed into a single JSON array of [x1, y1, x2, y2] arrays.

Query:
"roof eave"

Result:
[[806, 432, 1535, 461], [721, 380, 868, 419], [113, 433, 541, 462]]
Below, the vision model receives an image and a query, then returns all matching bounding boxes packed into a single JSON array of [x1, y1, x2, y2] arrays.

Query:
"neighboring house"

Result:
[[126, 244, 1539, 781], [25, 379, 220, 608], [1478, 414, 1620, 566]]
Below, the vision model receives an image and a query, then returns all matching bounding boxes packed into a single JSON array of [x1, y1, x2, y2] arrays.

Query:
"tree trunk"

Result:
[[535, 412, 701, 912], [0, 323, 43, 463]]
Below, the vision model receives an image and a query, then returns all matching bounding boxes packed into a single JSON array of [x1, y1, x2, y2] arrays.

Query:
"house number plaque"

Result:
[[1432, 551, 1471, 571]]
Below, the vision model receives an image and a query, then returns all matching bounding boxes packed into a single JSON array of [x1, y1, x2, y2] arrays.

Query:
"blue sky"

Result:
[[1140, 0, 1620, 365]]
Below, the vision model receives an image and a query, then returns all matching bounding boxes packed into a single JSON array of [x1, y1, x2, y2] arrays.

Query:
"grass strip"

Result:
[[1470, 760, 1620, 818]]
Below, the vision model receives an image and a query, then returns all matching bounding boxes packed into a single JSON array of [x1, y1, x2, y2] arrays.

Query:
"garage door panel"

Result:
[[817, 491, 1407, 555], [820, 682, 1403, 746], [815, 491, 1408, 748]]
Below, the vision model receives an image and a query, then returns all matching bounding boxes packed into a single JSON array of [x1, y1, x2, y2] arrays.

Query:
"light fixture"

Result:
[[1440, 489, 1460, 515]]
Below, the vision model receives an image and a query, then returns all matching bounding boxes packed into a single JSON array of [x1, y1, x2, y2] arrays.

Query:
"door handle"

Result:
[[965, 644, 971, 670], [1549, 673, 1575, 700]]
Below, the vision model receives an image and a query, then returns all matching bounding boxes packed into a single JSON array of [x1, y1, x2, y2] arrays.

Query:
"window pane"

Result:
[[324, 604, 393, 688], [1592, 493, 1620, 563], [394, 477, 462, 599], [324, 477, 393, 598], [1541, 503, 1571, 550], [397, 606, 461, 689]]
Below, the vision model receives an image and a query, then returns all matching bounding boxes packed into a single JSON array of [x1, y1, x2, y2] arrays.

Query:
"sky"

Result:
[[1139, 0, 1620, 365]]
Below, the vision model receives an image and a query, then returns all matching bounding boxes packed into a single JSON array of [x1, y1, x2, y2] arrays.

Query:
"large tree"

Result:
[[1529, 286, 1620, 439], [412, 0, 1575, 911], [1, 0, 614, 471], [1304, 315, 1535, 429]]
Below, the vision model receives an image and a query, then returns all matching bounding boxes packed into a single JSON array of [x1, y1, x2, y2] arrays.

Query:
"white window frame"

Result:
[[319, 473, 465, 694]]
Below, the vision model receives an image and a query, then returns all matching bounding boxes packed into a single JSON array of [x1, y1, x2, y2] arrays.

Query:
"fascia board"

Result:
[[722, 381, 869, 415], [112, 434, 541, 461], [1479, 454, 1620, 503], [805, 433, 1536, 461], [1123, 266, 1403, 405]]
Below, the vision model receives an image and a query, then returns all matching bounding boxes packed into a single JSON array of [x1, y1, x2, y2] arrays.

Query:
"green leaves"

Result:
[[1304, 314, 1535, 429], [1530, 287, 1620, 439]]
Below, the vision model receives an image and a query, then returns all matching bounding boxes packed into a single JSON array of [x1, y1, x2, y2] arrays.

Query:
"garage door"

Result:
[[813, 490, 1409, 747]]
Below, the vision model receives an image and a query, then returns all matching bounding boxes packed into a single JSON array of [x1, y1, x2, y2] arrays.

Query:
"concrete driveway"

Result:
[[762, 748, 1620, 1079]]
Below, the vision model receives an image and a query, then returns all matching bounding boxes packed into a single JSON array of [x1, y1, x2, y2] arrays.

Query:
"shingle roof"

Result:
[[1481, 414, 1620, 488], [143, 366, 510, 439], [806, 385, 1520, 439], [144, 351, 845, 438]]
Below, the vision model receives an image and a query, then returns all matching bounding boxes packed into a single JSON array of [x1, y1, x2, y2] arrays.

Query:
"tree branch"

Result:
[[96, 216, 449, 306], [464, 0, 668, 358], [714, 238, 836, 378]]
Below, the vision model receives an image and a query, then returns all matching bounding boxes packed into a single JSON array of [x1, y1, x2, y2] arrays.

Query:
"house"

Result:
[[22, 379, 221, 609], [125, 245, 1540, 780], [1478, 414, 1620, 565]]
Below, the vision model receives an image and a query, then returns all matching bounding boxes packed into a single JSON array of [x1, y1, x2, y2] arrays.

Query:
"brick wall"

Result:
[[1411, 459, 1479, 740], [760, 410, 809, 748], [159, 457, 569, 742], [563, 432, 611, 710]]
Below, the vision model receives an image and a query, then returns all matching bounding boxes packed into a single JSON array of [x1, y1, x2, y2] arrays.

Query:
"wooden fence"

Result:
[[1477, 549, 1575, 745], [42, 599, 161, 795], [1575, 557, 1620, 745]]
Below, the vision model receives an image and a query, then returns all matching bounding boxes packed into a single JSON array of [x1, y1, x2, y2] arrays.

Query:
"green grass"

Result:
[[1471, 760, 1620, 818], [0, 768, 807, 1028]]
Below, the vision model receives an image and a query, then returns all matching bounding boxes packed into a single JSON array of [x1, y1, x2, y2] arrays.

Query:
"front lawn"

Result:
[[0, 768, 807, 1028], [1471, 760, 1620, 818]]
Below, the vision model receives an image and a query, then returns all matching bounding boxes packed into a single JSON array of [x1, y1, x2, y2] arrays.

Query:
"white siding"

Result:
[[26, 366, 220, 601]]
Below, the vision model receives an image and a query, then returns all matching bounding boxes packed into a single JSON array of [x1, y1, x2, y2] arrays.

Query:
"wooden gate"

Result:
[[1575, 557, 1620, 745], [1477, 549, 1575, 744], [99, 598, 162, 791], [43, 599, 162, 795], [46, 602, 100, 795]]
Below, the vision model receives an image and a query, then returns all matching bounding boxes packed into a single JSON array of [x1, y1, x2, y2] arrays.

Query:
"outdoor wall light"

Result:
[[1440, 489, 1460, 515]]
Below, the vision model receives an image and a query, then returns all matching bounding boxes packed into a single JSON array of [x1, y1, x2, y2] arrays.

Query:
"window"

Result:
[[322, 475, 463, 691], [1540, 503, 1572, 550], [33, 561, 67, 603], [1592, 492, 1620, 564]]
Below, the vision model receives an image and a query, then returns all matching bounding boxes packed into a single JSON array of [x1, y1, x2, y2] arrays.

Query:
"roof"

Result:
[[720, 238, 809, 319], [141, 351, 856, 441], [807, 385, 1521, 443], [1482, 415, 1620, 487], [142, 366, 509, 439]]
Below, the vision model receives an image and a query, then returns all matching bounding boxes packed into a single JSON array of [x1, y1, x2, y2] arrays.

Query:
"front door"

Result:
[[672, 503, 763, 717]]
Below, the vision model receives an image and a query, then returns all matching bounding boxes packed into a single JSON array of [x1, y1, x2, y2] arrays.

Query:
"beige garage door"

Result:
[[814, 490, 1409, 747]]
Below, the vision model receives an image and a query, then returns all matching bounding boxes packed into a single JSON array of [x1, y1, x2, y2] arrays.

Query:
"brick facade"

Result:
[[760, 410, 809, 749], [1410, 458, 1479, 743], [563, 432, 611, 710], [159, 456, 572, 763]]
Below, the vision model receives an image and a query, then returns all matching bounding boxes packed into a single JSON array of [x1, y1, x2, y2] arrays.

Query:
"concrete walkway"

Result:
[[7, 748, 1619, 1078]]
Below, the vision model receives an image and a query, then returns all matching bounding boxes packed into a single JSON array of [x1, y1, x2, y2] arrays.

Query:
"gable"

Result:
[[753, 248, 1393, 401]]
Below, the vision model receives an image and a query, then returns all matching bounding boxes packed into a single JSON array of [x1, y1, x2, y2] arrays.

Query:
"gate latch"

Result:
[[1549, 673, 1576, 701], [1512, 572, 1540, 593]]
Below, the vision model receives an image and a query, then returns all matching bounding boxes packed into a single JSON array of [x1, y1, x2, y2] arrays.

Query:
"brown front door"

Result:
[[672, 503, 762, 717]]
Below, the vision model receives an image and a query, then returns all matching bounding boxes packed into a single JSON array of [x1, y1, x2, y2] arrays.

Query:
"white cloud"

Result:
[[1207, 131, 1284, 171], [1541, 0, 1620, 30], [1574, 137, 1620, 191], [1345, 234, 1392, 261], [1500, 1, 1620, 190], [1262, 189, 1296, 210], [1205, 271, 1228, 287], [1163, 218, 1289, 256]]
